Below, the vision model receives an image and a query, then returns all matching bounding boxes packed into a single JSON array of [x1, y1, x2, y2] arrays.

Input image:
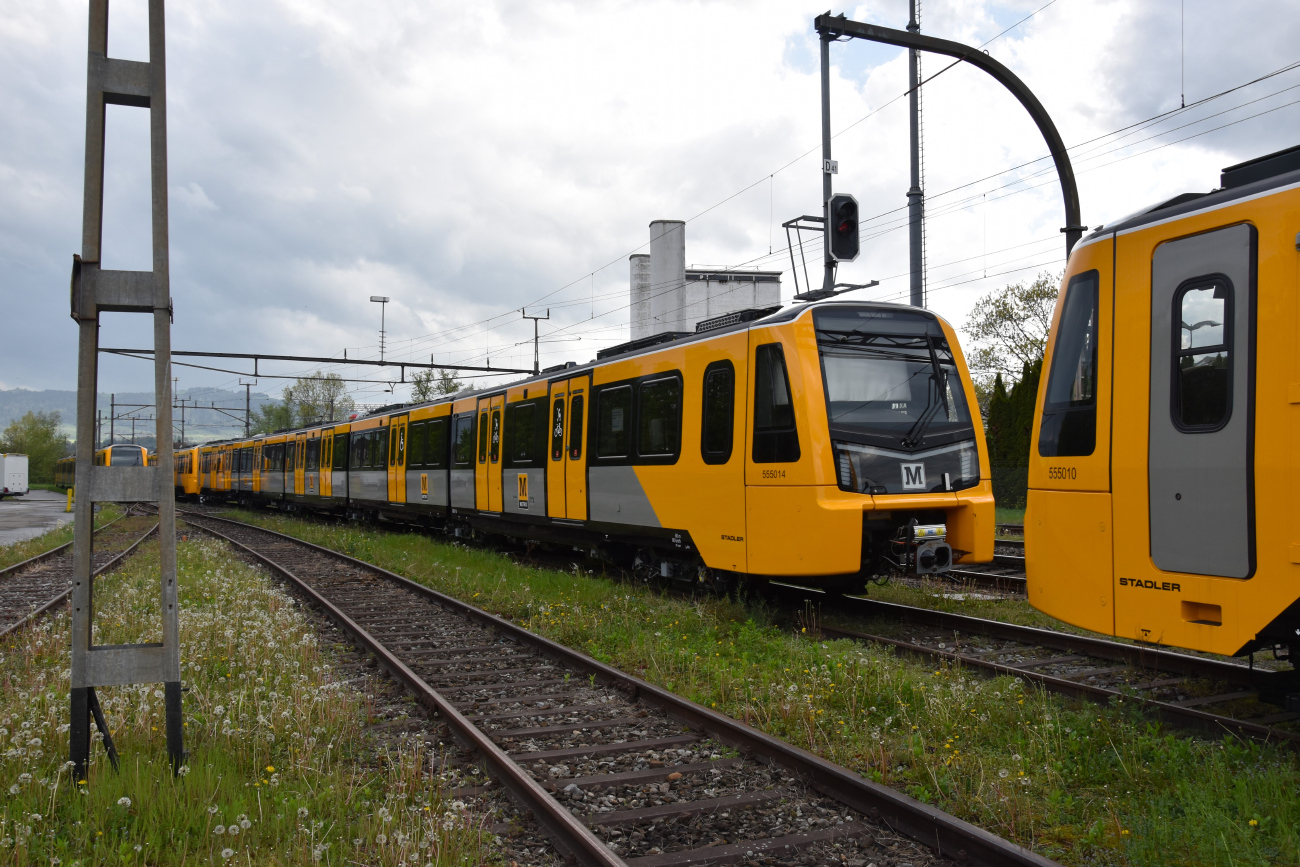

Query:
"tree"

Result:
[[283, 371, 355, 427], [984, 359, 1042, 510], [410, 368, 462, 403], [1, 410, 67, 483], [250, 400, 294, 434], [962, 270, 1059, 409], [250, 372, 355, 433]]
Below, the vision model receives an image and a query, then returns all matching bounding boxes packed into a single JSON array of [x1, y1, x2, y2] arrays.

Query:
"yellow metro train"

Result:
[[1027, 144, 1300, 657], [55, 443, 151, 489], [181, 300, 995, 592]]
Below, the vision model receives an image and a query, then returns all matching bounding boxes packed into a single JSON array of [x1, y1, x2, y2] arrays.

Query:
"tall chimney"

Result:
[[649, 220, 685, 336], [629, 254, 651, 340]]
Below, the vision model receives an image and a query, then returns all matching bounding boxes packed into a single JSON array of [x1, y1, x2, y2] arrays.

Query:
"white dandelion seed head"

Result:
[[298, 807, 309, 819], [239, 818, 251, 830], [208, 806, 219, 814], [221, 848, 234, 860], [213, 825, 225, 835], [375, 833, 387, 845], [117, 797, 131, 808]]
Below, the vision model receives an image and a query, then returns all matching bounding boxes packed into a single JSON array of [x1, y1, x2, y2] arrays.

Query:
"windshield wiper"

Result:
[[901, 336, 950, 449]]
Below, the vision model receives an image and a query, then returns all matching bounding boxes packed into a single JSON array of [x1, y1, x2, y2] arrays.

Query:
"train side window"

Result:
[[510, 403, 538, 463], [352, 433, 366, 469], [568, 394, 584, 460], [1038, 270, 1099, 457], [478, 412, 489, 463], [305, 440, 320, 471], [596, 385, 632, 458], [638, 376, 681, 457], [753, 343, 800, 463], [551, 398, 566, 461], [377, 428, 390, 469], [1174, 278, 1233, 430], [454, 415, 476, 466], [408, 422, 426, 468], [332, 434, 348, 470], [701, 361, 735, 464], [427, 419, 448, 469]]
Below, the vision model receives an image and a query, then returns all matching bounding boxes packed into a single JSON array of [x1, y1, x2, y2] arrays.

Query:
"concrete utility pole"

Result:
[[907, 0, 926, 308], [69, 0, 184, 778], [522, 308, 550, 375]]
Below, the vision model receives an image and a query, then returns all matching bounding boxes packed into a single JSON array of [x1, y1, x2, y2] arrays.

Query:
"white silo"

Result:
[[649, 220, 686, 336], [629, 254, 652, 340]]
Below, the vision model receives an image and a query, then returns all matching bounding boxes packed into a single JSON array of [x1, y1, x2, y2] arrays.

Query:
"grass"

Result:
[[995, 507, 1026, 526], [0, 534, 498, 866], [25, 484, 65, 494], [221, 508, 1300, 867], [0, 504, 123, 572]]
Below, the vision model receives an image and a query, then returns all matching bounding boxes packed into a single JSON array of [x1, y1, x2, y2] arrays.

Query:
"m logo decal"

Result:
[[517, 473, 529, 508], [901, 463, 926, 490]]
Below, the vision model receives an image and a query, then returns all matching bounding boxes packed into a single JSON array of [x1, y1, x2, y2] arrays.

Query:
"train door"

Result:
[[565, 376, 589, 520], [253, 443, 262, 493], [388, 415, 408, 504], [475, 399, 491, 508], [488, 396, 503, 512], [294, 436, 305, 496], [547, 381, 568, 518], [1148, 224, 1255, 578], [320, 432, 332, 498]]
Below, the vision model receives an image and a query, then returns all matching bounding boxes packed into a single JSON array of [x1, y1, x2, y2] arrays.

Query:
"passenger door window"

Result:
[[1175, 279, 1232, 429], [568, 395, 584, 460]]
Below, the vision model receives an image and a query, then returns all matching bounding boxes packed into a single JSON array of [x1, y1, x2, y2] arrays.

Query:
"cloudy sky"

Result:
[[3, 0, 1298, 406]]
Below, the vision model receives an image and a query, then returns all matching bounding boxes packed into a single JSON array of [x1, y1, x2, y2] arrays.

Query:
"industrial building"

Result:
[[629, 220, 781, 340]]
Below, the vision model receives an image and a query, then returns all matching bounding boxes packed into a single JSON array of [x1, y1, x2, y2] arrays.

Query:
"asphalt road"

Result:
[[0, 489, 73, 546]]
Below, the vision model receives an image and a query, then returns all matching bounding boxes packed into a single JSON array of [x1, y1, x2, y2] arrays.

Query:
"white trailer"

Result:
[[0, 454, 29, 499]]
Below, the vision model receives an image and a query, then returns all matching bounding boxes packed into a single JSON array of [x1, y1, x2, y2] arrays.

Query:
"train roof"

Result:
[[1078, 142, 1300, 247]]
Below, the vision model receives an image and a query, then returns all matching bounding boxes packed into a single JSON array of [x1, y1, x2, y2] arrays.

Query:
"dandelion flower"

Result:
[[1249, 819, 1259, 827], [117, 797, 131, 808], [221, 848, 234, 859], [208, 806, 219, 815], [298, 807, 309, 819], [213, 825, 225, 836]]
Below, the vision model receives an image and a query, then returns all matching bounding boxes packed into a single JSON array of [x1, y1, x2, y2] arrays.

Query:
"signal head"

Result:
[[827, 193, 860, 262]]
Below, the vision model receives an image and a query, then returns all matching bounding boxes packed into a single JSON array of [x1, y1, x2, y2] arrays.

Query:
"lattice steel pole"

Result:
[[70, 0, 184, 780]]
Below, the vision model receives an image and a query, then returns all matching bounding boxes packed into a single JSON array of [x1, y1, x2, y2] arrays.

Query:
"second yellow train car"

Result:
[[1027, 143, 1300, 658]]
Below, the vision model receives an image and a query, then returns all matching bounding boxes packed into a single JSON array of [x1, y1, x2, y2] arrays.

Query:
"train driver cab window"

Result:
[[638, 376, 681, 458], [568, 394, 584, 460], [596, 386, 632, 458], [477, 412, 489, 464], [1038, 270, 1099, 457], [1174, 279, 1233, 429], [753, 343, 800, 463], [701, 362, 735, 464]]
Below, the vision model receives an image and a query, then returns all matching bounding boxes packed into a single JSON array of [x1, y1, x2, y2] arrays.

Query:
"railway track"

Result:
[[769, 583, 1300, 748], [0, 511, 158, 639], [179, 510, 1057, 867]]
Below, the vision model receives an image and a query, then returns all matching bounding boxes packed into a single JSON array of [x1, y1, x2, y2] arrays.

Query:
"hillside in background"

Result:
[[0, 387, 275, 445]]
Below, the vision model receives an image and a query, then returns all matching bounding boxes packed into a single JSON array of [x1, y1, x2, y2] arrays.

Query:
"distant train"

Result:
[[1026, 143, 1300, 658], [178, 299, 995, 593], [55, 443, 152, 489]]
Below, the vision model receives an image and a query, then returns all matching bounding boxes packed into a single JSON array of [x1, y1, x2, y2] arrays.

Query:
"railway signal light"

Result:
[[827, 194, 860, 262]]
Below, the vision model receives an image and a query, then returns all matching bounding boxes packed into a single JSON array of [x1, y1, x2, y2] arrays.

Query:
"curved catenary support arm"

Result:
[[815, 13, 1084, 255]]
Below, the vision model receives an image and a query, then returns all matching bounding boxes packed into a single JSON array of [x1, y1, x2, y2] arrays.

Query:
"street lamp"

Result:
[[370, 295, 390, 361]]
